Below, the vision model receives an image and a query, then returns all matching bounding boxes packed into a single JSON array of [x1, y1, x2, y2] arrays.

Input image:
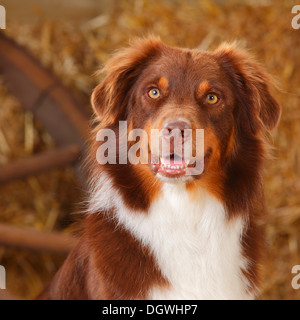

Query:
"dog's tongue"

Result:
[[151, 155, 195, 177]]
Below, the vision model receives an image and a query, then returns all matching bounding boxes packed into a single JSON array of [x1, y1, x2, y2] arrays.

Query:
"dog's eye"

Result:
[[148, 88, 160, 99], [205, 94, 219, 105]]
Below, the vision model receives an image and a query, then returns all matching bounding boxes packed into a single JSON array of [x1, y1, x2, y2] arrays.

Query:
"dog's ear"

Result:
[[91, 37, 163, 126], [214, 43, 281, 134]]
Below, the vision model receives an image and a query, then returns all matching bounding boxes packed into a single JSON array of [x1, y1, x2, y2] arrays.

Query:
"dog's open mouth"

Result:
[[150, 149, 212, 181], [151, 153, 197, 178]]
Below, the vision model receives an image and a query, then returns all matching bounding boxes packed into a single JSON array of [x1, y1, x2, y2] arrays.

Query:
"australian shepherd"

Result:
[[39, 37, 281, 300]]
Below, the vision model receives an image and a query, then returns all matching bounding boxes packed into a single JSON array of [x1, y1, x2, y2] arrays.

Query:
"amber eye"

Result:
[[148, 88, 160, 99], [205, 93, 219, 105]]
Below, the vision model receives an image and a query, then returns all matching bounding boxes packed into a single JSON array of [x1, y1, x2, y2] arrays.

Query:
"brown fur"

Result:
[[38, 37, 280, 300]]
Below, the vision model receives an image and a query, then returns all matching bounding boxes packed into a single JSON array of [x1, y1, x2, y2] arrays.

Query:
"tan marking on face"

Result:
[[225, 127, 236, 158], [158, 77, 169, 90], [131, 118, 163, 204], [186, 127, 224, 202], [197, 80, 210, 95]]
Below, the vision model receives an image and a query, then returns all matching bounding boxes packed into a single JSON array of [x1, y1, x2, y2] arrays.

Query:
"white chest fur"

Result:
[[89, 176, 254, 300]]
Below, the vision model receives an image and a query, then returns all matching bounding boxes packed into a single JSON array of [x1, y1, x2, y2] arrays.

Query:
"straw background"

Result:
[[0, 0, 299, 299]]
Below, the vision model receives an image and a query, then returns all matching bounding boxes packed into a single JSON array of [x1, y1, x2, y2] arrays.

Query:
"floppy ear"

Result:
[[91, 37, 163, 126], [214, 43, 281, 134]]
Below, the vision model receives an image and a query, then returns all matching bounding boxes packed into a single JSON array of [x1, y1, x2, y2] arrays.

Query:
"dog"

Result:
[[38, 37, 281, 300]]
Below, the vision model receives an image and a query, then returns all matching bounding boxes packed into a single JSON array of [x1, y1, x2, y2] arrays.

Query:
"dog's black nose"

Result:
[[162, 120, 191, 141]]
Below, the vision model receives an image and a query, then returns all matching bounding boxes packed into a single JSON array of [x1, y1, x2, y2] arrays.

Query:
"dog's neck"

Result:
[[88, 174, 256, 299]]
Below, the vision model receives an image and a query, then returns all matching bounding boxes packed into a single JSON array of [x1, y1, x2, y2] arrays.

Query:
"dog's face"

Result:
[[127, 48, 235, 182], [92, 38, 280, 188]]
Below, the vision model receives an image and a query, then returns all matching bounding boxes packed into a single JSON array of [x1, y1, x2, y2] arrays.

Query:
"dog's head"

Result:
[[91, 37, 280, 193]]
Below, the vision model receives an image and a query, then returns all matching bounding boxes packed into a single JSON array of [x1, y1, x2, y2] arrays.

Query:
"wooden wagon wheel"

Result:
[[0, 32, 91, 256]]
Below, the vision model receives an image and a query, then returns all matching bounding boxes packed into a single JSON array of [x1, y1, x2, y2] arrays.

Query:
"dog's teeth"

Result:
[[160, 157, 190, 171]]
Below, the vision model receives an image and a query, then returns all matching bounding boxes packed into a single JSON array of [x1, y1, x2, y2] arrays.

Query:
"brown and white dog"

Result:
[[39, 37, 281, 300]]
